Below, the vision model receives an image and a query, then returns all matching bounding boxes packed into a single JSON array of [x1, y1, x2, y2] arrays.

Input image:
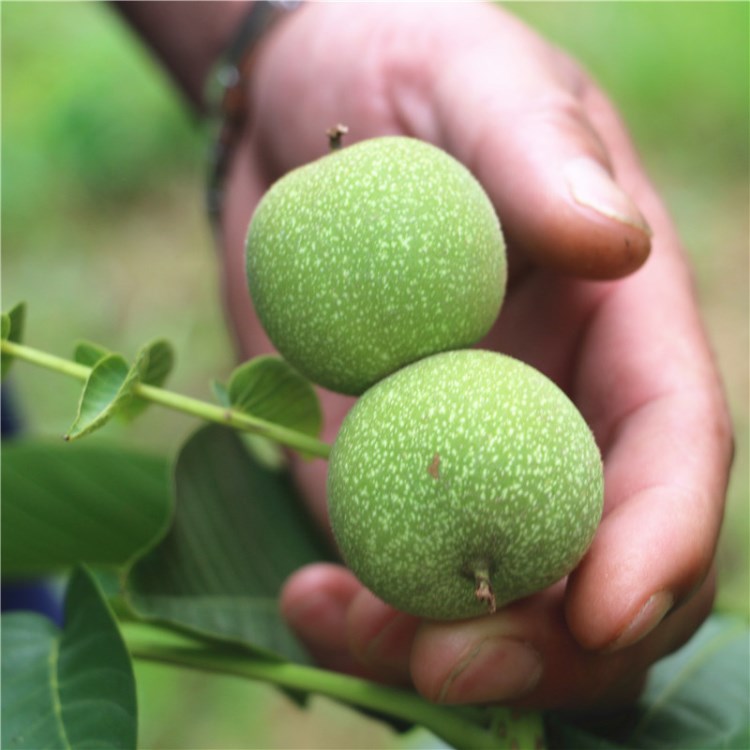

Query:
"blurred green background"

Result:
[[2, 2, 748, 748]]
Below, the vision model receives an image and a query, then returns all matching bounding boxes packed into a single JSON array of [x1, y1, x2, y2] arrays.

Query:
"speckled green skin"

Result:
[[246, 137, 506, 395], [328, 350, 604, 620]]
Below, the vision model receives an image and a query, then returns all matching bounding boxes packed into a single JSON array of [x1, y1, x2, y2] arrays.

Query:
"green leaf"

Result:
[[211, 378, 230, 407], [125, 424, 334, 662], [120, 338, 174, 420], [1, 301, 26, 378], [1, 439, 172, 577], [227, 355, 323, 440], [73, 340, 111, 367], [65, 353, 136, 441], [137, 339, 174, 388], [632, 615, 750, 748], [69, 339, 175, 426], [547, 614, 750, 749], [2, 566, 137, 750], [213, 377, 285, 469]]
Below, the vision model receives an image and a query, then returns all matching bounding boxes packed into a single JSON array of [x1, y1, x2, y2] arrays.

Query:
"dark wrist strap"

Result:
[[206, 1, 300, 237]]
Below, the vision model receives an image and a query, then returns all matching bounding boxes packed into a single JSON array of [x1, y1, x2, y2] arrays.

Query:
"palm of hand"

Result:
[[219, 2, 731, 710]]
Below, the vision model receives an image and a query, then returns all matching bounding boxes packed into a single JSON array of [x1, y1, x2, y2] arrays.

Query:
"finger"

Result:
[[280, 564, 367, 677], [410, 572, 715, 711], [425, 7, 651, 279], [564, 195, 733, 651], [566, 375, 731, 651], [345, 588, 420, 684], [282, 564, 420, 684]]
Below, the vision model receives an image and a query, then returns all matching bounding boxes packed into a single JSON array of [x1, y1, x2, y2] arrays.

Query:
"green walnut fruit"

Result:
[[246, 136, 506, 395], [328, 349, 604, 620]]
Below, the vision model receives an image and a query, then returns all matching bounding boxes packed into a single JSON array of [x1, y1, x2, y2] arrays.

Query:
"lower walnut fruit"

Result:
[[327, 349, 604, 621]]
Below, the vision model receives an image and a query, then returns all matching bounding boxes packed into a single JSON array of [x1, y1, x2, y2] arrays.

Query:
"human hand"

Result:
[[219, 2, 733, 711]]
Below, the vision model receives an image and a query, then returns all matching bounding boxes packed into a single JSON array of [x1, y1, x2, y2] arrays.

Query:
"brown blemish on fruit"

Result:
[[427, 452, 440, 479]]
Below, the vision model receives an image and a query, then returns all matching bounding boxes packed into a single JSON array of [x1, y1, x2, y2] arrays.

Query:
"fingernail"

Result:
[[606, 591, 674, 653], [565, 157, 652, 236], [437, 637, 543, 704]]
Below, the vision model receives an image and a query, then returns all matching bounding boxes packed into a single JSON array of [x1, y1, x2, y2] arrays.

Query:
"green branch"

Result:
[[1, 339, 331, 459], [127, 639, 506, 750]]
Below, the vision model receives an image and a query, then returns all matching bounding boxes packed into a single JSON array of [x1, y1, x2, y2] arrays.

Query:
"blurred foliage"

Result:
[[2, 2, 203, 235], [511, 1, 749, 185], [1, 2, 748, 748], [1, 1, 234, 450]]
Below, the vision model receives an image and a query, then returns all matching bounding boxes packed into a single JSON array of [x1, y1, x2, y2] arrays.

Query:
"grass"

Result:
[[2, 2, 748, 747]]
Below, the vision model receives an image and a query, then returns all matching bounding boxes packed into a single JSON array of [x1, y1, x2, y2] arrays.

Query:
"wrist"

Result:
[[113, 0, 254, 112], [206, 1, 301, 233]]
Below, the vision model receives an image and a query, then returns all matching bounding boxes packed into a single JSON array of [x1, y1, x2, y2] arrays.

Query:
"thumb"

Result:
[[428, 8, 651, 279]]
